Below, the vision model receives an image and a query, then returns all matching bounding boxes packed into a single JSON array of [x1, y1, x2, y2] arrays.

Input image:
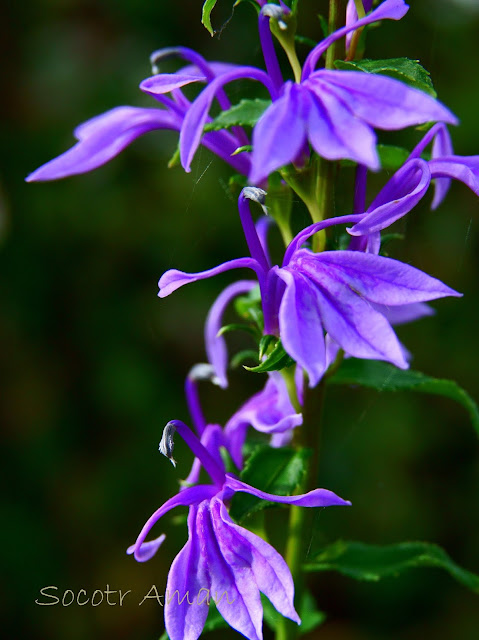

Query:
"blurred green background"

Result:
[[2, 0, 479, 638]]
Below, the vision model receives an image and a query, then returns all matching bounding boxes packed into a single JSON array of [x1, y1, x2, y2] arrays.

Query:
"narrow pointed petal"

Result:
[[305, 82, 379, 169], [158, 258, 261, 298], [377, 301, 434, 326], [292, 252, 408, 368], [140, 73, 206, 96], [126, 534, 166, 562], [429, 156, 479, 203], [249, 83, 308, 185], [303, 0, 409, 78], [349, 159, 431, 235], [26, 107, 181, 181], [306, 250, 462, 305], [318, 70, 458, 129], [225, 475, 351, 507], [197, 502, 263, 640], [212, 498, 300, 624], [180, 67, 275, 172], [275, 268, 327, 387], [205, 280, 257, 389], [128, 484, 216, 562], [165, 506, 210, 640], [430, 124, 454, 208]]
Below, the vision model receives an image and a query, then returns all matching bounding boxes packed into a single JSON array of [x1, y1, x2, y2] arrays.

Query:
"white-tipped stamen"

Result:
[[243, 187, 268, 215], [262, 4, 288, 30], [159, 422, 177, 467], [188, 363, 219, 385]]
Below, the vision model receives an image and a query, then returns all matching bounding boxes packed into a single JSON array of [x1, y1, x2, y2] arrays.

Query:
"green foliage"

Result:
[[335, 57, 437, 97], [204, 99, 272, 131], [303, 541, 479, 592], [202, 0, 218, 36], [262, 590, 326, 634], [244, 337, 295, 373], [234, 285, 263, 331], [377, 144, 411, 170], [229, 446, 311, 523], [328, 359, 479, 436]]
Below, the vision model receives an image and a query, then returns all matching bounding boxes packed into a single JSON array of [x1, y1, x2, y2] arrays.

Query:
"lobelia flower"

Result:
[[347, 124, 479, 244], [128, 419, 350, 640], [178, 0, 457, 185], [25, 48, 251, 181], [158, 187, 462, 387]]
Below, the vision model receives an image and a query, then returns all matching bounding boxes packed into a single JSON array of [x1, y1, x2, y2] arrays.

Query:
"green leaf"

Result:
[[202, 0, 217, 36], [303, 540, 479, 593], [229, 446, 311, 523], [230, 349, 259, 369], [244, 338, 295, 373], [216, 322, 260, 339], [377, 144, 410, 171], [231, 144, 253, 155], [335, 58, 437, 97], [204, 98, 271, 131], [328, 359, 479, 436]]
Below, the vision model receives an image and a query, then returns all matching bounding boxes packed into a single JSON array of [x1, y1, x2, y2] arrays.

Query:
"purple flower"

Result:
[[159, 188, 461, 387], [128, 420, 350, 640], [225, 371, 304, 468], [348, 124, 479, 241], [26, 48, 251, 181], [179, 0, 457, 185]]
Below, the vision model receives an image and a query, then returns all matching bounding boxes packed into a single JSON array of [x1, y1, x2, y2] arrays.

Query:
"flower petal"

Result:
[[165, 506, 210, 640], [212, 497, 300, 624], [140, 73, 207, 96], [305, 81, 379, 169], [275, 267, 326, 387], [205, 280, 257, 389], [26, 107, 181, 181], [225, 475, 351, 508], [429, 156, 479, 203], [126, 534, 166, 562], [197, 501, 263, 640], [306, 250, 462, 305], [128, 484, 216, 562], [249, 83, 308, 185], [158, 258, 261, 298], [318, 70, 458, 129], [292, 252, 408, 368], [349, 158, 431, 235]]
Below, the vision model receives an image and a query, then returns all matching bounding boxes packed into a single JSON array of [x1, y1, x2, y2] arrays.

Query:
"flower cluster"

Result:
[[27, 1, 477, 639]]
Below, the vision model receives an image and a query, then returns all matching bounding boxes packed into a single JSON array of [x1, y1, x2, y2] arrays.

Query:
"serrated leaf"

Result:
[[335, 58, 437, 97], [303, 540, 479, 593], [328, 359, 479, 436], [202, 0, 217, 36], [204, 98, 271, 131], [244, 338, 295, 373], [229, 446, 311, 523], [377, 144, 410, 171]]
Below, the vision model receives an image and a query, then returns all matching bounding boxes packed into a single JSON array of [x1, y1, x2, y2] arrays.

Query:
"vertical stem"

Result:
[[276, 4, 344, 637], [325, 0, 346, 70], [275, 380, 327, 640]]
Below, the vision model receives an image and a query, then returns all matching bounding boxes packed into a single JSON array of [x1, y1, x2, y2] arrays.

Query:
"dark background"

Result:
[[1, 0, 479, 638]]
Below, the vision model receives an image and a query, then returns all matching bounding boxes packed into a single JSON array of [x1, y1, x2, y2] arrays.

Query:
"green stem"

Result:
[[325, 0, 346, 71], [275, 5, 344, 639], [276, 380, 327, 640]]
